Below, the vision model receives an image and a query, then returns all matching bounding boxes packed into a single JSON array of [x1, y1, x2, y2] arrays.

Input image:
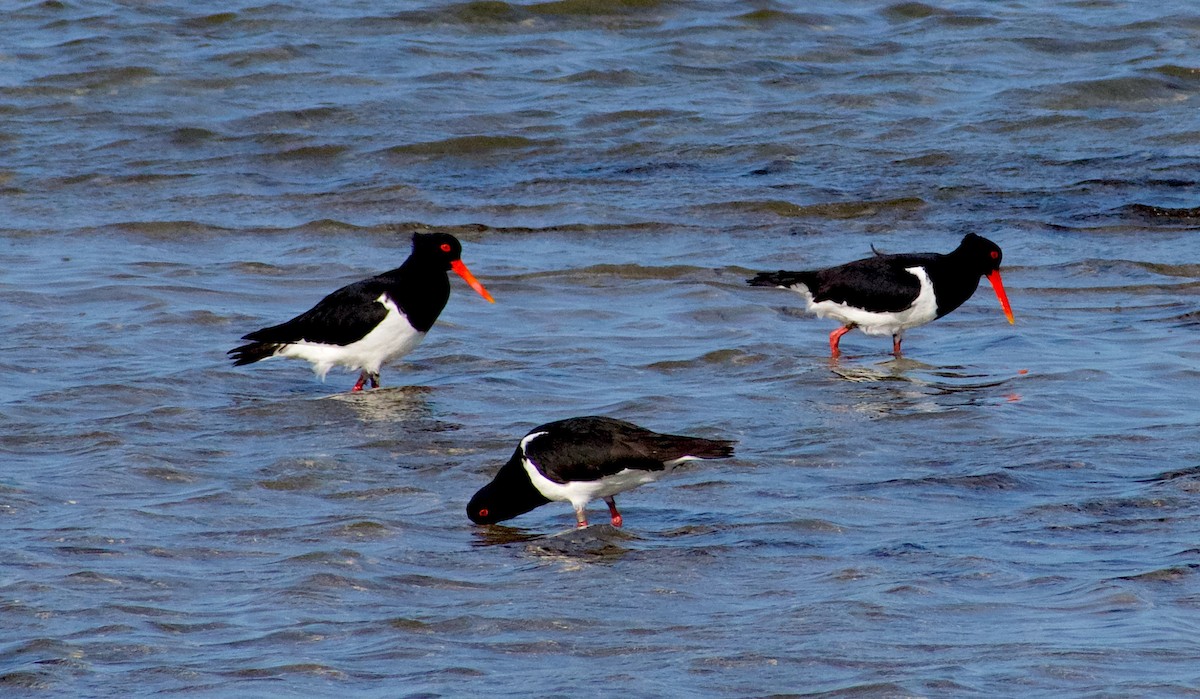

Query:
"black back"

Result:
[[747, 233, 1004, 317], [525, 416, 735, 484], [466, 416, 735, 525], [235, 233, 465, 350]]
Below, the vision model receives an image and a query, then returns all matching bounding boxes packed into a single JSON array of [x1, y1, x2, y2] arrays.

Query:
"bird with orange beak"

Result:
[[748, 233, 1014, 358], [230, 232, 494, 391]]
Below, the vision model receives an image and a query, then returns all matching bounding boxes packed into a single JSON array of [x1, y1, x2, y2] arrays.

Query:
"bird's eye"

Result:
[[990, 251, 999, 260], [478, 509, 489, 517], [440, 243, 452, 253]]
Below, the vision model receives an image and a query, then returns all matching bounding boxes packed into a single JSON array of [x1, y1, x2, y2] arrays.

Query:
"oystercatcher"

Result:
[[467, 416, 735, 529], [747, 233, 1014, 358], [229, 232, 494, 391]]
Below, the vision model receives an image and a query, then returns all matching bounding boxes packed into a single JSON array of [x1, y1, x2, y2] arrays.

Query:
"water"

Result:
[[3, 1, 1200, 696]]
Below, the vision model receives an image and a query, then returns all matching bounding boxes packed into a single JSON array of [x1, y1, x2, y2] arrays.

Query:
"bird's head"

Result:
[[959, 233, 1014, 324], [412, 232, 494, 303], [467, 449, 550, 525]]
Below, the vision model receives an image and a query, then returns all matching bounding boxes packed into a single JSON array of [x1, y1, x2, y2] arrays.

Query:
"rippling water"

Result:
[[3, 1, 1200, 696]]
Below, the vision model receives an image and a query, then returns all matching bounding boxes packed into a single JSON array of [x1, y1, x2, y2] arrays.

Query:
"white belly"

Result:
[[279, 295, 425, 379], [797, 266, 939, 337], [518, 432, 696, 508]]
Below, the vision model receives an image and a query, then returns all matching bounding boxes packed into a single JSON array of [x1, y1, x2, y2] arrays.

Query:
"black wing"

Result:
[[526, 416, 734, 484], [242, 278, 391, 347], [809, 252, 941, 313]]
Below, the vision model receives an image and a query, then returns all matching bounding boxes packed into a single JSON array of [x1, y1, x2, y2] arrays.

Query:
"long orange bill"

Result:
[[986, 270, 1014, 324], [451, 260, 495, 303]]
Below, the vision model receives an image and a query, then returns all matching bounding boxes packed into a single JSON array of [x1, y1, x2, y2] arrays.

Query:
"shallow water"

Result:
[[3, 1, 1200, 696]]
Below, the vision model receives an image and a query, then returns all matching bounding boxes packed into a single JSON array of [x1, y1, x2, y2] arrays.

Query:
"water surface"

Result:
[[3, 1, 1200, 696]]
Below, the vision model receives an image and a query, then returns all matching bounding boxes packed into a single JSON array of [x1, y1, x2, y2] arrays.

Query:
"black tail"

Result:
[[228, 341, 281, 366], [747, 270, 813, 288], [656, 435, 736, 461]]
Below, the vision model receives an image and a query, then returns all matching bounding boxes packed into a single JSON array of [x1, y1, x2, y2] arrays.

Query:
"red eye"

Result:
[[478, 509, 489, 517], [990, 251, 999, 260], [440, 243, 452, 253]]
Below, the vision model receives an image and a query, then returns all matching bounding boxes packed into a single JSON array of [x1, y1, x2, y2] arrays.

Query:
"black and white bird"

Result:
[[467, 416, 735, 529], [747, 233, 1014, 358], [229, 232, 494, 391]]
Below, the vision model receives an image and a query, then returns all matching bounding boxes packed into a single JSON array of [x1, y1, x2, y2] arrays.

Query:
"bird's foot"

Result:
[[604, 497, 623, 528], [829, 325, 853, 358], [352, 372, 380, 392]]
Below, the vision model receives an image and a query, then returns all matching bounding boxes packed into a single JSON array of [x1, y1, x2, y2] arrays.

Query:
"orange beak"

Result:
[[451, 260, 495, 303], [986, 270, 1014, 324]]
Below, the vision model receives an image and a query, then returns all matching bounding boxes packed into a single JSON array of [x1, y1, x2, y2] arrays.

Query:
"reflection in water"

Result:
[[829, 359, 1026, 416], [321, 385, 436, 423], [471, 523, 636, 562]]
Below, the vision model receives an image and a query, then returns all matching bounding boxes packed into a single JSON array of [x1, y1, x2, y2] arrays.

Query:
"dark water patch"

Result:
[[616, 160, 698, 175], [88, 221, 232, 239], [382, 134, 555, 158], [879, 1, 999, 26], [735, 9, 840, 27], [718, 197, 926, 219], [131, 464, 202, 485], [180, 12, 238, 29], [327, 520, 392, 540], [578, 108, 694, 127], [385, 574, 490, 591], [235, 106, 357, 131], [327, 485, 425, 501], [211, 44, 313, 68], [514, 262, 714, 282], [558, 68, 646, 86], [0, 670, 53, 689], [645, 349, 759, 372], [32, 66, 158, 91], [867, 471, 1027, 493], [1152, 64, 1200, 83], [881, 2, 946, 21], [528, 0, 669, 18], [222, 662, 348, 680], [1016, 36, 1157, 56], [1115, 566, 1196, 584], [169, 123, 218, 144], [748, 159, 796, 176], [1040, 75, 1191, 110], [893, 152, 955, 168], [1139, 465, 1200, 484], [1120, 203, 1200, 221], [391, 1, 532, 26], [262, 144, 349, 162], [295, 572, 383, 591]]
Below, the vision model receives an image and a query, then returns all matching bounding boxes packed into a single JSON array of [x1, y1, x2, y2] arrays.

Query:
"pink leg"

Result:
[[574, 505, 589, 528], [892, 334, 903, 356], [829, 325, 853, 358], [352, 372, 380, 392], [604, 497, 623, 528]]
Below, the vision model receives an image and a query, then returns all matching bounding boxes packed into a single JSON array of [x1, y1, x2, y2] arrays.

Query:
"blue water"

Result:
[[2, 1, 1199, 696]]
